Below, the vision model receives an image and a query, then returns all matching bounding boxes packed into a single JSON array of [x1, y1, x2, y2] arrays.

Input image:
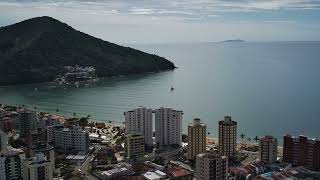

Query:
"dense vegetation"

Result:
[[0, 16, 175, 85]]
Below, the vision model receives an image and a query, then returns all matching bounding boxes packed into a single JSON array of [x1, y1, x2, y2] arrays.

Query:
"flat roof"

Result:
[[143, 172, 161, 180]]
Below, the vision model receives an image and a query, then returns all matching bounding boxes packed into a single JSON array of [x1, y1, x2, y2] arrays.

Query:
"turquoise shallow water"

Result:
[[1, 42, 320, 141]]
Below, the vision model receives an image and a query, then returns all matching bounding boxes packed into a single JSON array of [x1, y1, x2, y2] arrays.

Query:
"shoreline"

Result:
[[0, 103, 125, 127]]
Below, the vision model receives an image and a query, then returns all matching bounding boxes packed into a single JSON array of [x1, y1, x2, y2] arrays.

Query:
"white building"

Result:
[[47, 125, 90, 153], [23, 153, 53, 180], [101, 162, 133, 180], [259, 135, 277, 164], [143, 171, 166, 180], [124, 107, 153, 146], [154, 107, 183, 147]]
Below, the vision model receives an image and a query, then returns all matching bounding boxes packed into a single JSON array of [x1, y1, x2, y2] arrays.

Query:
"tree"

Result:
[[79, 117, 89, 127], [240, 133, 246, 142], [254, 136, 259, 143], [73, 112, 76, 118], [182, 134, 188, 143], [247, 138, 251, 144], [56, 108, 59, 113]]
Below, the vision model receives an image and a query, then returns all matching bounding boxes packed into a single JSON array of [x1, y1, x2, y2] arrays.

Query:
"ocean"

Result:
[[1, 41, 320, 141]]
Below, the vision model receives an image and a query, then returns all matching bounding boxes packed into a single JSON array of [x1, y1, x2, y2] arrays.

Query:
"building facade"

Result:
[[154, 107, 183, 147], [31, 145, 55, 174], [0, 130, 8, 153], [196, 152, 228, 180], [0, 149, 25, 180], [125, 133, 145, 159], [18, 110, 38, 137], [124, 107, 153, 146], [283, 135, 320, 171], [187, 118, 206, 161], [25, 129, 47, 149], [259, 135, 277, 164], [218, 116, 237, 158], [23, 153, 53, 180], [47, 125, 90, 153]]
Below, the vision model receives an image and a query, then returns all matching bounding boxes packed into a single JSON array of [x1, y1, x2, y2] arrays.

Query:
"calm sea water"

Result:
[[1, 42, 320, 141]]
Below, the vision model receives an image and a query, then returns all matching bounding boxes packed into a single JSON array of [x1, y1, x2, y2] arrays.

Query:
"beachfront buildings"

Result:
[[18, 109, 38, 137], [218, 116, 237, 158], [283, 135, 320, 171], [47, 125, 90, 153], [23, 153, 53, 180], [124, 107, 153, 146], [259, 135, 277, 164], [154, 107, 183, 147], [196, 152, 228, 180], [125, 133, 145, 159], [187, 118, 206, 161]]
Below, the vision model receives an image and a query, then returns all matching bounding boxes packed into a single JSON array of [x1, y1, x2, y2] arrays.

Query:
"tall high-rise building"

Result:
[[283, 135, 320, 171], [187, 118, 206, 161], [23, 153, 53, 180], [0, 149, 25, 180], [18, 109, 38, 137], [124, 107, 153, 146], [154, 107, 183, 147], [125, 133, 145, 159], [47, 125, 90, 153], [259, 135, 277, 164], [218, 116, 237, 158], [196, 152, 228, 180]]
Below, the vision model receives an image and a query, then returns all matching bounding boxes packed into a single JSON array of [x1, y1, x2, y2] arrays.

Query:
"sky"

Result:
[[0, 0, 320, 44]]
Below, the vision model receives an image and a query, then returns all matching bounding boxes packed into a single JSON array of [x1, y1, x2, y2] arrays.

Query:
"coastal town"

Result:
[[0, 104, 319, 180]]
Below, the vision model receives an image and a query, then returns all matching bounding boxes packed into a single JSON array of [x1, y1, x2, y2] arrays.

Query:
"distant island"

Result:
[[219, 39, 245, 43], [0, 16, 175, 85]]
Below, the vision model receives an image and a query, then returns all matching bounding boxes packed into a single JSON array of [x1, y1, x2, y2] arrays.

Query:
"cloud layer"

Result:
[[0, 0, 319, 43]]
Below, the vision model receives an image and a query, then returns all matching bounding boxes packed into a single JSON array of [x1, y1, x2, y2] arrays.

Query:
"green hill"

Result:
[[0, 16, 175, 85]]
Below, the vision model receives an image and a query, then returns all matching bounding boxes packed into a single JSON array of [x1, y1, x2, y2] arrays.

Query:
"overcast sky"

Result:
[[0, 0, 320, 44]]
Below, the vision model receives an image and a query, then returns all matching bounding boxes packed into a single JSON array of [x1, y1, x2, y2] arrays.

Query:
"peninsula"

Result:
[[0, 16, 175, 85]]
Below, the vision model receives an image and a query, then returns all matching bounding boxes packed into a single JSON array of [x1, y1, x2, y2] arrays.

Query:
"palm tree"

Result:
[[254, 136, 259, 143], [56, 108, 59, 113], [247, 138, 252, 144], [240, 133, 246, 143], [207, 132, 211, 137], [34, 106, 37, 111], [73, 112, 76, 118], [79, 117, 88, 127]]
